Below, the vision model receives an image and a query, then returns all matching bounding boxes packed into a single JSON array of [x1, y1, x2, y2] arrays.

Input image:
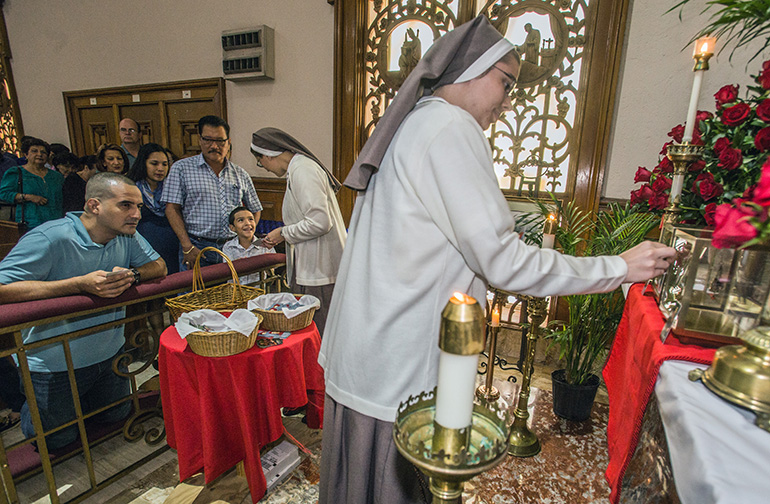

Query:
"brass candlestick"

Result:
[[394, 295, 510, 503], [661, 142, 704, 243], [476, 295, 504, 402], [508, 295, 548, 458]]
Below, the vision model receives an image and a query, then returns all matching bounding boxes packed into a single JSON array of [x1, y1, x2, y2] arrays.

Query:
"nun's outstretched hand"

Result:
[[620, 241, 676, 283]]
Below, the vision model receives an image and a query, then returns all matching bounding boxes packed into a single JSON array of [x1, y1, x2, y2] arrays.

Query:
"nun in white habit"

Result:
[[318, 15, 674, 504], [251, 127, 346, 336]]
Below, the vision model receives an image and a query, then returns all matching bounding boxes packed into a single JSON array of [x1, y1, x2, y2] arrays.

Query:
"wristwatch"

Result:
[[130, 268, 141, 285]]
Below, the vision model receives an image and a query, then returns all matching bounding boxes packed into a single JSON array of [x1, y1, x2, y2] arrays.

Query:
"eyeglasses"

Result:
[[491, 65, 517, 95], [120, 128, 138, 134], [200, 136, 229, 147]]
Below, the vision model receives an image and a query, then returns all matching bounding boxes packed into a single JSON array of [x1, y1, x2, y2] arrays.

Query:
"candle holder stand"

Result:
[[507, 295, 548, 458], [661, 142, 704, 245], [476, 323, 501, 402], [393, 389, 511, 504]]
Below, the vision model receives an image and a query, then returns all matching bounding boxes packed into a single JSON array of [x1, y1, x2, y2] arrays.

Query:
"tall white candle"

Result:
[[682, 70, 703, 144], [669, 173, 685, 204], [434, 350, 480, 429]]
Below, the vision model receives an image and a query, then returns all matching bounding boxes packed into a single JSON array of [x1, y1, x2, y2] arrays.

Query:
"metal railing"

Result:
[[0, 254, 286, 504]]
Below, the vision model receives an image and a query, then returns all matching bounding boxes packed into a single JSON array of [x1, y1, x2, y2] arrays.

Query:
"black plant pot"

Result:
[[551, 369, 600, 422]]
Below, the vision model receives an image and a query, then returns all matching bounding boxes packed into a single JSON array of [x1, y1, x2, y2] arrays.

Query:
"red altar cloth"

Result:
[[603, 284, 715, 504], [159, 323, 324, 503]]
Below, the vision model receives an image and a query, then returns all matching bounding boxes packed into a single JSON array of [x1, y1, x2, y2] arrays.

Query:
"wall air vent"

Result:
[[221, 26, 274, 81]]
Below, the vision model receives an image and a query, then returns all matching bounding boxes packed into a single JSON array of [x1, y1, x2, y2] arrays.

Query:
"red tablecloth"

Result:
[[159, 323, 324, 503], [603, 284, 716, 504]]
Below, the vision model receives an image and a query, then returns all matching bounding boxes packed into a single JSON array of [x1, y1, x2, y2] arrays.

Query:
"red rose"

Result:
[[692, 172, 724, 201], [660, 141, 672, 156], [756, 127, 770, 151], [668, 124, 685, 143], [689, 159, 706, 172], [753, 159, 770, 206], [704, 203, 717, 226], [721, 102, 751, 126], [652, 176, 672, 193], [714, 84, 739, 108], [712, 203, 759, 248], [696, 110, 713, 122], [648, 193, 668, 210], [634, 166, 652, 183], [758, 100, 770, 122], [713, 137, 731, 155], [657, 156, 673, 174], [630, 188, 645, 206], [759, 62, 770, 89], [718, 147, 743, 170]]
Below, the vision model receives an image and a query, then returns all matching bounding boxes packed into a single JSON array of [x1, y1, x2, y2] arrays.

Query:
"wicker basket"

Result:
[[251, 295, 317, 332], [166, 247, 265, 321], [186, 313, 264, 357]]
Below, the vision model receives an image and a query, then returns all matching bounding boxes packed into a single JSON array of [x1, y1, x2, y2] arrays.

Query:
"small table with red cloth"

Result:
[[602, 284, 715, 504], [159, 323, 324, 503]]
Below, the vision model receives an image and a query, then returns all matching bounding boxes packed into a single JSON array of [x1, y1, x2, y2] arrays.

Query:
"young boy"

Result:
[[223, 206, 275, 285]]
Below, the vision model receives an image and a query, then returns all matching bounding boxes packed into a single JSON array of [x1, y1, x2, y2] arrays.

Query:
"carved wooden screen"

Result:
[[0, 9, 23, 155], [333, 0, 629, 221]]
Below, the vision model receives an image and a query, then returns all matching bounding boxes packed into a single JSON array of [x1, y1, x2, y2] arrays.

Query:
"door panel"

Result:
[[77, 106, 115, 155], [165, 100, 220, 159], [118, 104, 163, 146]]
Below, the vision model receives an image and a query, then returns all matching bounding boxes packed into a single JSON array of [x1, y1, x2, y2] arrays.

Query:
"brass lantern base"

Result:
[[689, 326, 770, 432], [393, 389, 511, 504]]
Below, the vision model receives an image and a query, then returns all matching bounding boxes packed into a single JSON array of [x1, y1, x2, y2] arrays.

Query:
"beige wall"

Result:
[[606, 0, 769, 199], [3, 0, 334, 178]]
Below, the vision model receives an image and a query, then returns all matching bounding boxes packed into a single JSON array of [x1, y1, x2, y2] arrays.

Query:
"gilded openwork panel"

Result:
[[363, 0, 461, 138], [479, 0, 588, 198]]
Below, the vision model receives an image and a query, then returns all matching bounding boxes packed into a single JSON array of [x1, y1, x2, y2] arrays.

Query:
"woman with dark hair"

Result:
[[96, 143, 129, 174], [128, 143, 180, 273], [0, 138, 63, 229], [62, 155, 99, 213]]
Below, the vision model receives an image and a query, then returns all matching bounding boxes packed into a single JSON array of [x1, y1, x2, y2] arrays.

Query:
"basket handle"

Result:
[[191, 247, 243, 305]]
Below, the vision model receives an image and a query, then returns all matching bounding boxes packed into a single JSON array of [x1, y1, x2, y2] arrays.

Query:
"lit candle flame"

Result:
[[700, 42, 708, 54], [548, 213, 556, 222], [452, 292, 472, 304], [491, 307, 500, 327]]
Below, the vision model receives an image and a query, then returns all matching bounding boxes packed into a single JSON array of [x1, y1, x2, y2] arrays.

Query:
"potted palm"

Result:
[[521, 200, 657, 421]]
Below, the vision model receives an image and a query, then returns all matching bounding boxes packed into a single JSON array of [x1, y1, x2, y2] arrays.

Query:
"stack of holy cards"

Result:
[[258, 329, 291, 339]]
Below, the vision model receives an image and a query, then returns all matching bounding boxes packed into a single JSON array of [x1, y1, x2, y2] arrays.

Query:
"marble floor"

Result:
[[4, 329, 614, 504]]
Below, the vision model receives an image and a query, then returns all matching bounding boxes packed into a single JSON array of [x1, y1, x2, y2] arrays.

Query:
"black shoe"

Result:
[[0, 414, 20, 433], [282, 404, 307, 417]]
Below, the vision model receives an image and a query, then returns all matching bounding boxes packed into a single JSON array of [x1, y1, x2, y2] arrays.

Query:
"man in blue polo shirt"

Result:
[[0, 172, 166, 450]]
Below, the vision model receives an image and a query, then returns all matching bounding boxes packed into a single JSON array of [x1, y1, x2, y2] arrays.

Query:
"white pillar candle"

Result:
[[434, 350, 480, 429], [542, 214, 557, 249], [682, 70, 703, 144], [669, 172, 685, 204]]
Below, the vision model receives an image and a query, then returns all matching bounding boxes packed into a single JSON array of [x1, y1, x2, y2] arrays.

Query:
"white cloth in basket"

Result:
[[176, 309, 259, 339], [248, 293, 320, 319]]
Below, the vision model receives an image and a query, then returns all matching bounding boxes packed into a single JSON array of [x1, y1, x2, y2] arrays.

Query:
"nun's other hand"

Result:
[[263, 227, 285, 248]]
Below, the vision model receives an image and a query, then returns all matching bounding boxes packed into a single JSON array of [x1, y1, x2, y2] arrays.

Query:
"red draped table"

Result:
[[603, 284, 715, 503], [159, 323, 324, 503]]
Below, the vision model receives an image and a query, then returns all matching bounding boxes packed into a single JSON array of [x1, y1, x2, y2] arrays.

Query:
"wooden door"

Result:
[[64, 78, 226, 159]]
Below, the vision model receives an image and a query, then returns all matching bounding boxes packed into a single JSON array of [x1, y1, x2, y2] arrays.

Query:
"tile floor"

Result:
[[4, 328, 614, 504]]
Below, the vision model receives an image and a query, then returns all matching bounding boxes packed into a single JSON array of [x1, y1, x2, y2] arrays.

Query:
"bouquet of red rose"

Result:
[[630, 60, 770, 226], [712, 157, 770, 248]]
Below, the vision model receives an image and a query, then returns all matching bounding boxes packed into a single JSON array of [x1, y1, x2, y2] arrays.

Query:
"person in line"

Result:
[[317, 16, 676, 503], [253, 127, 347, 336], [62, 155, 99, 214], [222, 206, 275, 285], [0, 137, 63, 230], [119, 118, 142, 167], [0, 172, 166, 451], [96, 143, 129, 174], [162, 115, 262, 269], [127, 143, 181, 274], [52, 152, 79, 179]]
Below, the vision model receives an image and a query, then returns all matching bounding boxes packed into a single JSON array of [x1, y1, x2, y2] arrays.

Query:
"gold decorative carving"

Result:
[[90, 123, 109, 150], [480, 0, 588, 197]]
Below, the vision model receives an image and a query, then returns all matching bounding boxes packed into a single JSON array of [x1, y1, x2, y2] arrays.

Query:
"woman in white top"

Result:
[[254, 128, 346, 335]]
